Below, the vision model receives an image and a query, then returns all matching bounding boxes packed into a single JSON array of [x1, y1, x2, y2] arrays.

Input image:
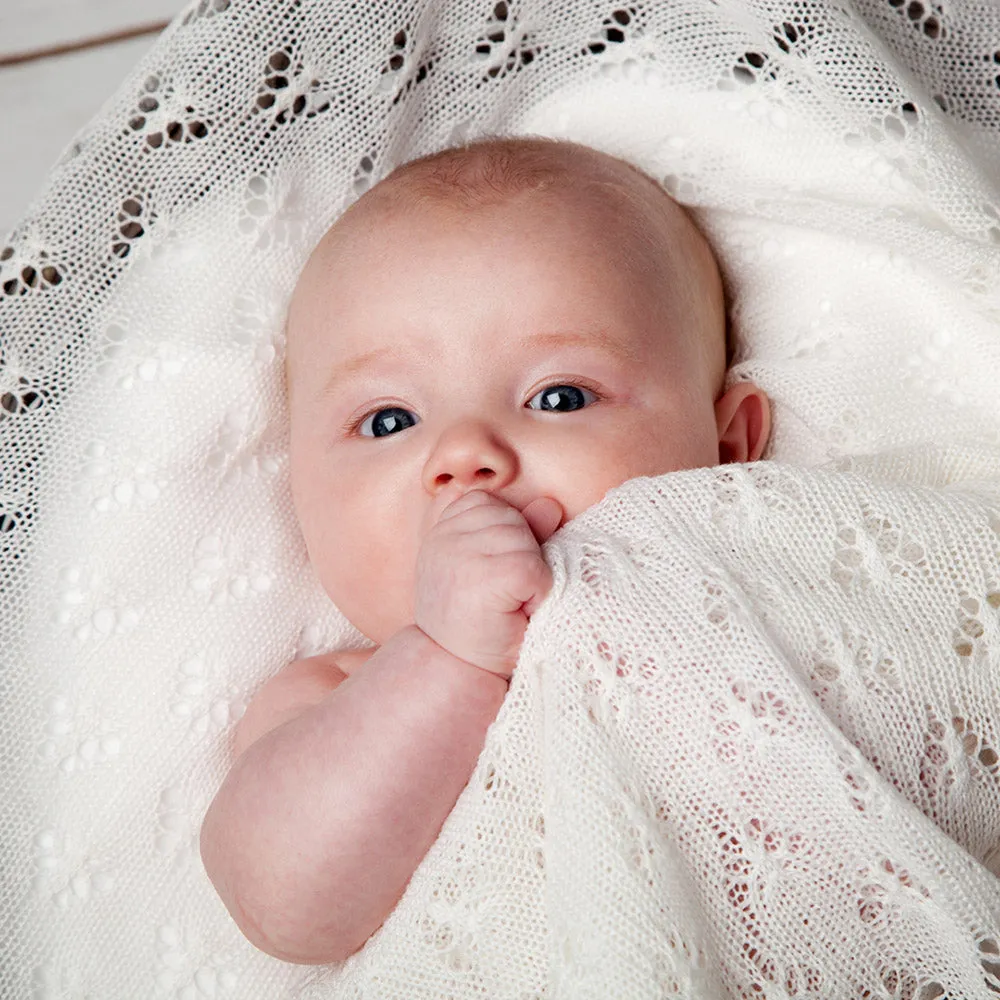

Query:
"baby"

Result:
[[199, 136, 771, 965]]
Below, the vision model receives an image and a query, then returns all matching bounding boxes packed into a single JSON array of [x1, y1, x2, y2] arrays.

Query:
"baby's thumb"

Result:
[[521, 496, 564, 544]]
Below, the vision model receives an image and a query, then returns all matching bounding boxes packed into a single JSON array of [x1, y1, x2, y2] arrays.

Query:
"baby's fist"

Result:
[[414, 490, 562, 678]]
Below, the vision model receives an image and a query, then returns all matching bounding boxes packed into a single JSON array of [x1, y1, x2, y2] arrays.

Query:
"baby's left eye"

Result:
[[526, 384, 598, 413]]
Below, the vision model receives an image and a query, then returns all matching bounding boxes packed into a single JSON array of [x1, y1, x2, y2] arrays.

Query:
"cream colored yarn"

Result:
[[4, 0, 1000, 996]]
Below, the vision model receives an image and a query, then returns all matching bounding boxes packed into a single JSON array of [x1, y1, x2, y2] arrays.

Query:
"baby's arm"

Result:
[[200, 626, 506, 965], [227, 653, 348, 760], [200, 490, 561, 965]]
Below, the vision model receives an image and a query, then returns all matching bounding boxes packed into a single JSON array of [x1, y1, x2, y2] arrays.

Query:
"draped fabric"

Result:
[[4, 0, 1000, 995]]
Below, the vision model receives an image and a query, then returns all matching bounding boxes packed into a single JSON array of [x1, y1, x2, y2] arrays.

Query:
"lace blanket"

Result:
[[5, 0, 1000, 996], [15, 451, 1000, 999], [310, 452, 1000, 999]]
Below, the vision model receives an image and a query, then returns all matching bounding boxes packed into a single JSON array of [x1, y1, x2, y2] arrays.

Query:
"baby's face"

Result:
[[286, 187, 726, 644]]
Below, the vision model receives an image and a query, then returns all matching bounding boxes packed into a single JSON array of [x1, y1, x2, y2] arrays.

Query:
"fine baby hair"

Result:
[[4, 0, 1000, 996]]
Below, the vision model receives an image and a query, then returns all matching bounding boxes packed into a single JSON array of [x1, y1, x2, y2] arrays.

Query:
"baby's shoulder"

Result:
[[232, 648, 372, 757], [329, 647, 376, 675], [284, 646, 375, 678]]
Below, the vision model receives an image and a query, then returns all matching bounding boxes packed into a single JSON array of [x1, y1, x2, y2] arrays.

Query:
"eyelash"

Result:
[[341, 377, 605, 436]]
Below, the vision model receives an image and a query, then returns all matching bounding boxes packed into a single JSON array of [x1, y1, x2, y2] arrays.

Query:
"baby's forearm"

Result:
[[200, 624, 507, 964]]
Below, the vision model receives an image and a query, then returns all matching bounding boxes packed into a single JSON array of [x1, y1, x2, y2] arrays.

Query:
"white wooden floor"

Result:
[[0, 0, 181, 237]]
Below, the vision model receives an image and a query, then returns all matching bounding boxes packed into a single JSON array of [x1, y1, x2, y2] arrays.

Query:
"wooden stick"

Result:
[[0, 20, 171, 69]]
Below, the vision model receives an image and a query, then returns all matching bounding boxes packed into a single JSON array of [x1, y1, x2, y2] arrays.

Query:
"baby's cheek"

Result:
[[619, 415, 714, 476], [557, 445, 645, 516], [335, 533, 419, 642]]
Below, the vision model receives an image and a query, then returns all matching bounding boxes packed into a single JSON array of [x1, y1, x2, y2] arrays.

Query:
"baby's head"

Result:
[[285, 137, 770, 643]]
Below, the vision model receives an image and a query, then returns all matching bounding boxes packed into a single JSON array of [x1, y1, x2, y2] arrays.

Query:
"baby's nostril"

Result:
[[475, 468, 494, 479]]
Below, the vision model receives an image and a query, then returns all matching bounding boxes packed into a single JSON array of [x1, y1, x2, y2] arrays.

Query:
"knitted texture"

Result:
[[3, 0, 1000, 996]]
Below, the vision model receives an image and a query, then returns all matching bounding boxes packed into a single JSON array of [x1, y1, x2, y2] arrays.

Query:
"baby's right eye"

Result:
[[358, 407, 419, 438]]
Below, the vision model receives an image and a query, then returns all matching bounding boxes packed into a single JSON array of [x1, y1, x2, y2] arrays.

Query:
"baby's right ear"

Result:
[[714, 382, 772, 464]]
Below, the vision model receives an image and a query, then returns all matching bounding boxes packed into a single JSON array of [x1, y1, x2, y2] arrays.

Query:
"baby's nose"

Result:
[[422, 422, 518, 496], [431, 466, 497, 491]]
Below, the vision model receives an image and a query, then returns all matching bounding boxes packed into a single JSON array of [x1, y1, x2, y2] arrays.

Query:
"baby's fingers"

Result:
[[490, 550, 553, 618], [520, 496, 563, 544], [435, 488, 504, 526]]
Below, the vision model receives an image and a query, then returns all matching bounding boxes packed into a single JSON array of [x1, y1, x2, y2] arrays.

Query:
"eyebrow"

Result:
[[318, 329, 638, 401]]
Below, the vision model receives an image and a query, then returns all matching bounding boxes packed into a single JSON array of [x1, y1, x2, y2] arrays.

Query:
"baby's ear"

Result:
[[714, 382, 772, 464]]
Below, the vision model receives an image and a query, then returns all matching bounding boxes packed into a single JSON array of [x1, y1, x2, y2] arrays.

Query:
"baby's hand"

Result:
[[414, 490, 563, 679]]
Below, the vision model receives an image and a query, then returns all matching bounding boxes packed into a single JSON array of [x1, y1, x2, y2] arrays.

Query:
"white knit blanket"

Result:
[[6, 0, 1000, 996], [315, 452, 1000, 999], [17, 450, 1000, 999]]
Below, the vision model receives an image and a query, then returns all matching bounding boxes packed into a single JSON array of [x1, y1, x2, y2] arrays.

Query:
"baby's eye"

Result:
[[359, 406, 419, 438], [526, 384, 598, 413]]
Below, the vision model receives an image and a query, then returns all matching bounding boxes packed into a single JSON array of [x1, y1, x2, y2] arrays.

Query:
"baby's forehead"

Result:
[[292, 185, 664, 333], [288, 141, 724, 383]]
